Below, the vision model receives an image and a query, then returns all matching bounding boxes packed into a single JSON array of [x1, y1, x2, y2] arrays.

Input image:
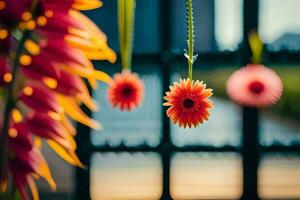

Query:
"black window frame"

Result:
[[75, 1, 300, 200]]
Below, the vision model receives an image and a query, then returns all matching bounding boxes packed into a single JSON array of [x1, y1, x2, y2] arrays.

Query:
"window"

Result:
[[72, 1, 300, 200]]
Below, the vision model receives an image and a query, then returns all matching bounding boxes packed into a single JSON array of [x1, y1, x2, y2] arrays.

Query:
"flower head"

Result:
[[0, 0, 116, 199], [226, 64, 283, 107], [107, 70, 144, 111], [163, 78, 213, 128]]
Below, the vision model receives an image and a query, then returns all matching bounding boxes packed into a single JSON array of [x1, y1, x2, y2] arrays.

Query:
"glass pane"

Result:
[[171, 70, 241, 147], [171, 153, 242, 199], [171, 0, 217, 52], [90, 153, 162, 200], [84, 0, 161, 53], [259, 0, 300, 51], [170, 64, 300, 147], [260, 113, 300, 146], [260, 65, 300, 146], [259, 154, 300, 199], [215, 0, 243, 51], [91, 63, 162, 147]]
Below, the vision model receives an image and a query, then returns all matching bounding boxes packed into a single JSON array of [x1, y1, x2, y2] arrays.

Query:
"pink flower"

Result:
[[226, 64, 283, 107]]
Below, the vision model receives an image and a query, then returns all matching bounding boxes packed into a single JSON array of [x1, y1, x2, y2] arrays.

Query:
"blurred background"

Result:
[[38, 0, 300, 199]]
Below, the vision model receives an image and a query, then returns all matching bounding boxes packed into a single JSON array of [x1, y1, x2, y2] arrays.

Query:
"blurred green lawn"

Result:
[[194, 65, 300, 121]]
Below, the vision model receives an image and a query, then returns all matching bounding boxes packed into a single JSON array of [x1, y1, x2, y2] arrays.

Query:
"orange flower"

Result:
[[163, 79, 213, 128], [107, 70, 144, 111], [226, 64, 283, 107]]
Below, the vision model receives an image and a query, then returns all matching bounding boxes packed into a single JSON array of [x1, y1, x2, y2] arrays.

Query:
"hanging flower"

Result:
[[163, 0, 213, 128], [107, 0, 144, 111], [226, 64, 283, 107], [163, 79, 213, 128], [108, 70, 144, 111]]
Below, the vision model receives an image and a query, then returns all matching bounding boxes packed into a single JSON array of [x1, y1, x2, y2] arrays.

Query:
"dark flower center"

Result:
[[249, 81, 264, 94], [183, 98, 194, 109], [121, 86, 133, 97]]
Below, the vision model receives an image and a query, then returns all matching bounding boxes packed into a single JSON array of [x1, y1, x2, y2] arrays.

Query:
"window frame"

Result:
[[75, 0, 300, 199]]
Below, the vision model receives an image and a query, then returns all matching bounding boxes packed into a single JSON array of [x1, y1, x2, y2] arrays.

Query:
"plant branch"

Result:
[[0, 0, 37, 184], [0, 29, 30, 184]]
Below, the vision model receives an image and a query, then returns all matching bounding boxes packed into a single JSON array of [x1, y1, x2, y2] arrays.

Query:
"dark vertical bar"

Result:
[[242, 0, 259, 65], [241, 0, 260, 200], [160, 0, 172, 199], [75, 106, 93, 200], [242, 107, 260, 200]]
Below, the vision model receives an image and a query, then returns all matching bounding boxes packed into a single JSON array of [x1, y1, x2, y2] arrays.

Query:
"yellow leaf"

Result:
[[48, 141, 84, 168], [249, 30, 263, 64], [72, 0, 103, 10], [61, 115, 76, 136], [27, 176, 39, 200], [56, 95, 101, 130], [34, 149, 56, 191]]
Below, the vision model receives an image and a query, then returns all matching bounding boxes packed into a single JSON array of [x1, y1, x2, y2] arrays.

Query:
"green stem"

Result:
[[188, 60, 192, 80], [187, 0, 194, 80], [0, 30, 30, 184], [118, 0, 136, 71]]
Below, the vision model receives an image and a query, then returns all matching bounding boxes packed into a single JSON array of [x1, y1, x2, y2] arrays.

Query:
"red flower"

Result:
[[226, 64, 283, 107], [108, 70, 144, 111], [163, 79, 213, 128], [0, 0, 115, 199]]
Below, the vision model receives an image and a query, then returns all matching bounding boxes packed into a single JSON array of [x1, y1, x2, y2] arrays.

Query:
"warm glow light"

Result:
[[3, 73, 12, 83], [48, 111, 61, 121], [25, 40, 40, 55], [0, 1, 5, 10], [12, 109, 23, 123], [8, 128, 18, 138], [42, 77, 58, 89], [22, 12, 32, 21], [0, 29, 8, 39], [26, 20, 36, 31], [37, 16, 47, 26], [23, 86, 33, 96], [19, 55, 32, 66], [45, 10, 54, 18]]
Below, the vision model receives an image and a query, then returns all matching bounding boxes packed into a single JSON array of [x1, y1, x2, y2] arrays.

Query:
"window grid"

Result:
[[75, 0, 300, 200]]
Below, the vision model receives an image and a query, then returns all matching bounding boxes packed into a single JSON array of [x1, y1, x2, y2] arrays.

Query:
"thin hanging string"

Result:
[[184, 0, 198, 80], [249, 30, 263, 64], [118, 0, 136, 71]]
